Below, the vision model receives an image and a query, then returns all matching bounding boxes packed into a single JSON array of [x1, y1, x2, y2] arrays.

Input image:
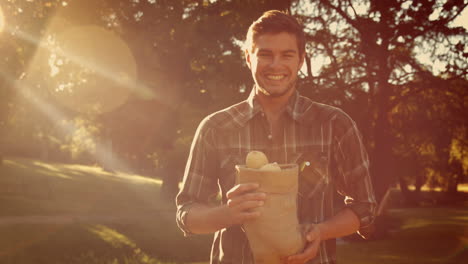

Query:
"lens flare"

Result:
[[42, 26, 138, 114], [0, 6, 5, 33]]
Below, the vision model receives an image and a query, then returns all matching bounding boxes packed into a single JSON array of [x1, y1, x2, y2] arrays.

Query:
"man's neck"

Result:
[[256, 88, 294, 123]]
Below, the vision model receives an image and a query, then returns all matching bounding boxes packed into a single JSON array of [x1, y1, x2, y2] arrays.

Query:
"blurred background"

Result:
[[0, 0, 466, 264]]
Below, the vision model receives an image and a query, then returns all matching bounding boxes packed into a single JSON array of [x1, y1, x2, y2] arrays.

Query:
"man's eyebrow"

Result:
[[257, 49, 297, 54]]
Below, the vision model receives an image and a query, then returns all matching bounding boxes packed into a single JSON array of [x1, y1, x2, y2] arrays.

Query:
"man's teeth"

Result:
[[267, 75, 284, 80]]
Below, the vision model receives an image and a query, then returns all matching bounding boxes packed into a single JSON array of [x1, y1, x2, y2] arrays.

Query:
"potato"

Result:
[[260, 162, 281, 171], [246, 151, 269, 169]]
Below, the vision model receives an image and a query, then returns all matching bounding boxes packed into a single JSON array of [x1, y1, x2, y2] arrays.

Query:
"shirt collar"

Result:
[[241, 86, 303, 125]]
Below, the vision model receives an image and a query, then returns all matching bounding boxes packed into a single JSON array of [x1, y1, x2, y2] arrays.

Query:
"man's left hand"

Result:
[[285, 224, 322, 264]]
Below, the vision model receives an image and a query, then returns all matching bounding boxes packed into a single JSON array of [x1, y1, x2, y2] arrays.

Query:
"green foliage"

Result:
[[294, 0, 467, 199], [0, 0, 466, 198], [391, 73, 468, 191], [60, 116, 101, 163]]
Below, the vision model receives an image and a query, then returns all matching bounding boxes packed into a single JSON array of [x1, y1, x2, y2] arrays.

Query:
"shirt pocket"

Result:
[[294, 151, 330, 199]]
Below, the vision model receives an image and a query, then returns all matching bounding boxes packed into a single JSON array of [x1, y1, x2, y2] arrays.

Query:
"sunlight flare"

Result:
[[1, 72, 132, 173], [5, 24, 158, 114], [1, 21, 157, 173], [0, 6, 5, 33], [44, 26, 137, 113]]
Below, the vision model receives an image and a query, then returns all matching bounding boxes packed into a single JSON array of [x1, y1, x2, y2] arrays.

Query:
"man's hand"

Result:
[[284, 208, 360, 264], [225, 183, 266, 226], [286, 224, 322, 264], [184, 183, 266, 234]]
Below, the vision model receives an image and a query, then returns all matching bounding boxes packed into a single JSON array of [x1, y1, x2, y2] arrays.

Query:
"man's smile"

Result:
[[266, 74, 287, 81]]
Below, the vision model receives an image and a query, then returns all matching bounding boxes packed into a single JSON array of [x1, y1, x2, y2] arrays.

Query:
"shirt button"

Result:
[[267, 134, 272, 140]]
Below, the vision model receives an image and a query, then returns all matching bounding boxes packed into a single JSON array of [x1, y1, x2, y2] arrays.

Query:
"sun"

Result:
[[0, 6, 5, 33]]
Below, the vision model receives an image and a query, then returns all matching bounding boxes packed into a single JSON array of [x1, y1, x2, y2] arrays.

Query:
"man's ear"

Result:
[[245, 49, 252, 70]]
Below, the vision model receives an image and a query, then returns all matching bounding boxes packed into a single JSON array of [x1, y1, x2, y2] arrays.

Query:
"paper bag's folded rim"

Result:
[[235, 164, 298, 193]]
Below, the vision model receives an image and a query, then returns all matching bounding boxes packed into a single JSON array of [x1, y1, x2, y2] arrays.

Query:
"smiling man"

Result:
[[247, 31, 302, 98], [176, 10, 377, 264]]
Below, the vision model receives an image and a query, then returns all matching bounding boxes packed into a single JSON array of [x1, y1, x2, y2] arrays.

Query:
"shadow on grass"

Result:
[[0, 157, 170, 216], [0, 224, 209, 264], [0, 157, 213, 263], [339, 206, 468, 264], [0, 219, 212, 263]]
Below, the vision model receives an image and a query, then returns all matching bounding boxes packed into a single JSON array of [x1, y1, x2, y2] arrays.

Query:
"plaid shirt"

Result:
[[176, 89, 377, 264]]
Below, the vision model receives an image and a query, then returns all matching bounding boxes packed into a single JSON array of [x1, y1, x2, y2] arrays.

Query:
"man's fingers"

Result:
[[227, 192, 266, 207], [306, 227, 320, 242], [228, 198, 265, 212], [302, 238, 320, 257], [287, 238, 320, 264], [226, 183, 259, 199], [239, 200, 264, 210], [224, 184, 267, 225]]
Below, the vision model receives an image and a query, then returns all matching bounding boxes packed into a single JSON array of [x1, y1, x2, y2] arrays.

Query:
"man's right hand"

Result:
[[185, 183, 266, 234], [225, 183, 266, 226]]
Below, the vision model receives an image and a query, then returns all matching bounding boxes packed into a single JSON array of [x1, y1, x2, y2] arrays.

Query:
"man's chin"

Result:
[[268, 91, 289, 98], [258, 84, 295, 98]]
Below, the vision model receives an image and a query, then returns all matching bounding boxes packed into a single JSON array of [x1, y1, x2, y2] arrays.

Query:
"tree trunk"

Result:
[[366, 4, 396, 204], [399, 176, 418, 205], [447, 162, 463, 194], [305, 55, 313, 78], [371, 71, 394, 203]]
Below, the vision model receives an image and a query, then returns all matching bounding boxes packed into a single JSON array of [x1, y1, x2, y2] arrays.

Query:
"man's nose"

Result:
[[268, 55, 281, 68]]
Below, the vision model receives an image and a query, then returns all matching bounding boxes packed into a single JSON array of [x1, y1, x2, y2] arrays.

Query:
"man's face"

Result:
[[246, 32, 304, 98]]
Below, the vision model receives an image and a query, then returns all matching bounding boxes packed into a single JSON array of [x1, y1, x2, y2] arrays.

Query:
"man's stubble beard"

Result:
[[256, 78, 297, 98]]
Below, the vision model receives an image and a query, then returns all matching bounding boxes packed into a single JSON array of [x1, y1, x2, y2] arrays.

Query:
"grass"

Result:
[[0, 158, 169, 216], [338, 207, 468, 264], [0, 157, 212, 264], [0, 157, 467, 264]]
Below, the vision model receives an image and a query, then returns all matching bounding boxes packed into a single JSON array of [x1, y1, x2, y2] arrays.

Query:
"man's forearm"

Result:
[[316, 207, 360, 241], [185, 203, 232, 234]]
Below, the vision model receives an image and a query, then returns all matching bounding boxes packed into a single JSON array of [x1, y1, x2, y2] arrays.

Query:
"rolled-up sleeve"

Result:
[[332, 111, 377, 239], [175, 117, 219, 236]]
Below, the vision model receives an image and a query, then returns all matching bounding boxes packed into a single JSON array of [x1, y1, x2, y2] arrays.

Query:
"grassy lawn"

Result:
[[0, 157, 212, 264], [0, 157, 467, 263], [338, 207, 468, 264], [0, 158, 170, 216]]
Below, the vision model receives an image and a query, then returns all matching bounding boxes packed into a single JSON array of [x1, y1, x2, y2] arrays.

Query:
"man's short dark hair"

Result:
[[244, 10, 305, 56]]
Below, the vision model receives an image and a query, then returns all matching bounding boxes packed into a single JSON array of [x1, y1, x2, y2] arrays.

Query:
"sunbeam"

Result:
[[1, 71, 132, 172], [4, 24, 160, 113], [0, 6, 5, 33]]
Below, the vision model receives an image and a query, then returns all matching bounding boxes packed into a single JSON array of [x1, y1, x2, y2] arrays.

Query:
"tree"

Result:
[[0, 0, 291, 189], [0, 0, 62, 162], [294, 0, 467, 201], [392, 73, 468, 199], [2, 0, 465, 202]]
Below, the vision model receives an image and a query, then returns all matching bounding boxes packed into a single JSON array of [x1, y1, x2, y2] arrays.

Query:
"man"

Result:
[[176, 10, 377, 264]]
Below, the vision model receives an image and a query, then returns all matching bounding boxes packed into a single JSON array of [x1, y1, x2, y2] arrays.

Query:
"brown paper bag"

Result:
[[236, 164, 305, 264]]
